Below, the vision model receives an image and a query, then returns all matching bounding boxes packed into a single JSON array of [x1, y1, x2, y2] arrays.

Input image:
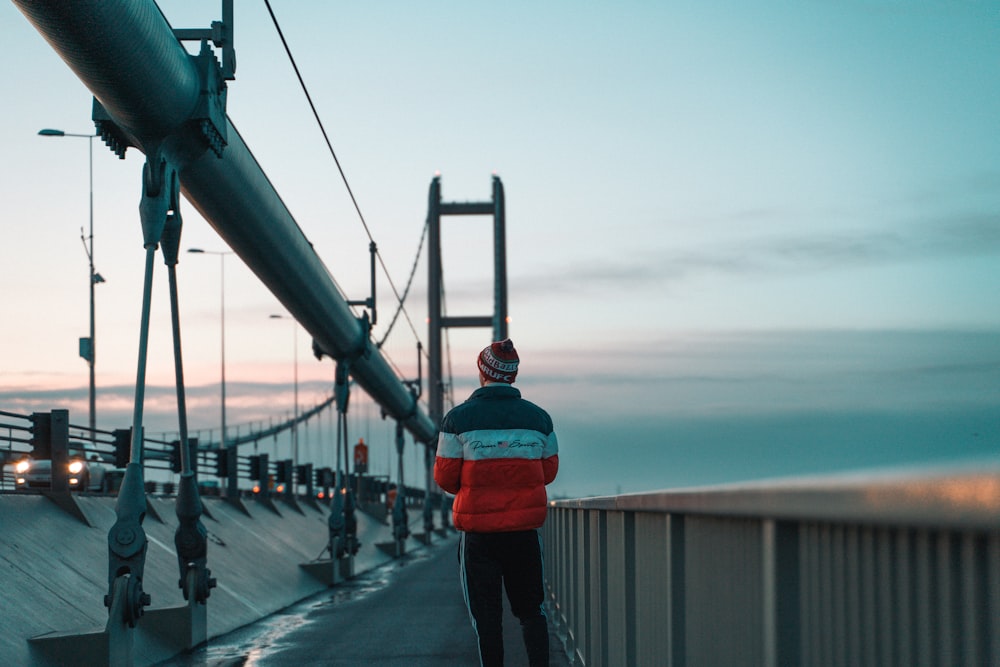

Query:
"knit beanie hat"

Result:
[[478, 338, 519, 383]]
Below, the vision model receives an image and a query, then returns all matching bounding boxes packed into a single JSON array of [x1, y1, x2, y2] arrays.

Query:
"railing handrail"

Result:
[[552, 458, 1000, 530]]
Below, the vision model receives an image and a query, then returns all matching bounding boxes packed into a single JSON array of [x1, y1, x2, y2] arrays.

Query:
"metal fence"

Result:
[[543, 463, 1000, 667]]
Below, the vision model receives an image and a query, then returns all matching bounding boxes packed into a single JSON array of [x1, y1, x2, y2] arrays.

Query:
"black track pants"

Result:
[[460, 529, 549, 667]]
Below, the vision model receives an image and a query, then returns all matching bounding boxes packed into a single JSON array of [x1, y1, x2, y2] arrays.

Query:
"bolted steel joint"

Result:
[[334, 361, 351, 415], [190, 41, 229, 158], [106, 462, 150, 622]]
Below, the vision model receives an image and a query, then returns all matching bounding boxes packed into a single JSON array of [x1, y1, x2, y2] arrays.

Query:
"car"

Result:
[[13, 446, 111, 492]]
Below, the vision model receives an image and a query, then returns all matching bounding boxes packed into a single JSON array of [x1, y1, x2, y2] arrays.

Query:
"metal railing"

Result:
[[0, 408, 434, 507], [543, 462, 1000, 667]]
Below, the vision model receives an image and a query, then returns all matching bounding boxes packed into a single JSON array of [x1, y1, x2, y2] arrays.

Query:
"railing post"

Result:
[[604, 511, 631, 666], [588, 510, 606, 665], [49, 410, 70, 494], [574, 508, 588, 666], [668, 514, 685, 667], [633, 512, 671, 665]]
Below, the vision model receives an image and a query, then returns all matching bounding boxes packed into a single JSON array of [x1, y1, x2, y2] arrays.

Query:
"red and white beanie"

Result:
[[478, 338, 519, 384]]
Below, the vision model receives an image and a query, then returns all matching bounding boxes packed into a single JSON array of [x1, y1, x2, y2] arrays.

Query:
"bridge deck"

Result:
[[157, 535, 571, 666]]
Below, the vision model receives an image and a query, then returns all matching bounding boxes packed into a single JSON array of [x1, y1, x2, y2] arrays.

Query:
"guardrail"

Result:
[[543, 462, 1000, 667], [0, 408, 433, 508]]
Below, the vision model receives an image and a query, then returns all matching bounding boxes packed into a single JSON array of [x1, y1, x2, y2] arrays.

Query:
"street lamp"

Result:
[[187, 248, 233, 448], [269, 314, 299, 468], [38, 128, 103, 439]]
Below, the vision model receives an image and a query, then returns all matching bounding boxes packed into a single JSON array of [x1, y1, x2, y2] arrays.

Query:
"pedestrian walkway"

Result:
[[158, 535, 572, 666]]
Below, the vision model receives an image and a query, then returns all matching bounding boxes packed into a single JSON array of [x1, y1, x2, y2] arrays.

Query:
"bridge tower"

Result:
[[426, 175, 508, 508]]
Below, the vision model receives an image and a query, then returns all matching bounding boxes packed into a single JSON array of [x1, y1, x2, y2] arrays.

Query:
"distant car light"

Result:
[[15, 460, 30, 474], [68, 460, 85, 474]]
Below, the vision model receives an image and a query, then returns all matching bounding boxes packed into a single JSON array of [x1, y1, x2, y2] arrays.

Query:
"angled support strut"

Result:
[[161, 190, 217, 604], [329, 360, 360, 562], [105, 152, 179, 625]]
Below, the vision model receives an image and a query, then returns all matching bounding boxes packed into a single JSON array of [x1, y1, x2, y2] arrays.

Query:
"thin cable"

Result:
[[264, 1, 424, 350], [377, 216, 429, 348], [263, 0, 371, 240]]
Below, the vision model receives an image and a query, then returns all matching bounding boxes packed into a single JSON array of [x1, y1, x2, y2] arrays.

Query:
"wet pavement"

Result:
[[156, 537, 571, 666]]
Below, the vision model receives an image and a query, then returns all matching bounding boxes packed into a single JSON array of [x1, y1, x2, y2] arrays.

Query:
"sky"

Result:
[[1, 0, 999, 498]]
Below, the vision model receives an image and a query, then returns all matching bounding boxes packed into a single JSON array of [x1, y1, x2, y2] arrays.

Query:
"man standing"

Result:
[[434, 339, 559, 667]]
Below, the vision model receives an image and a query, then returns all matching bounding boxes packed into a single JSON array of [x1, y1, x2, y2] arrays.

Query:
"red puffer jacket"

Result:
[[434, 384, 558, 532]]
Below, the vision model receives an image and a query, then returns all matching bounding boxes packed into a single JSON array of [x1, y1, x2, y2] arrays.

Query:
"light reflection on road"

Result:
[[155, 554, 422, 667]]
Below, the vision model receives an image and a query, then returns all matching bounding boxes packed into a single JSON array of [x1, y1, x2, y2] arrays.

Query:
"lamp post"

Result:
[[269, 314, 299, 468], [38, 128, 104, 439], [187, 248, 233, 448]]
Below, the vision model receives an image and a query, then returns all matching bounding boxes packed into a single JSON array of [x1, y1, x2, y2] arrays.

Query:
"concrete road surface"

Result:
[[157, 535, 571, 667]]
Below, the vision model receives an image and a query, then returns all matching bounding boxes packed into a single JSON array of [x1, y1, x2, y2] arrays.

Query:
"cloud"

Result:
[[549, 407, 1000, 498], [765, 213, 1000, 268], [512, 210, 1000, 298], [523, 328, 1000, 418]]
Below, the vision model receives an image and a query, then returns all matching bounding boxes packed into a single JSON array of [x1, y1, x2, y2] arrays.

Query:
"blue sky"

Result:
[[1, 1, 998, 497]]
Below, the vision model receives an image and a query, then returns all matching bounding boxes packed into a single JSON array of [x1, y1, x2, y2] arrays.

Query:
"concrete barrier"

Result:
[[0, 492, 446, 666]]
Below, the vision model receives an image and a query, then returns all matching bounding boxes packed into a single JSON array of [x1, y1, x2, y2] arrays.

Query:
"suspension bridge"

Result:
[[2, 1, 999, 665]]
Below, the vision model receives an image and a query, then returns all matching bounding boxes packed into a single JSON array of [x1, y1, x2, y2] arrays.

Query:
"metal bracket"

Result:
[[334, 360, 351, 416], [140, 152, 179, 249], [343, 484, 360, 557], [402, 341, 423, 402], [92, 99, 132, 160], [177, 18, 230, 153], [392, 486, 409, 542], [105, 462, 151, 626], [328, 484, 346, 558], [328, 475, 359, 558], [330, 360, 361, 559], [174, 473, 217, 603], [188, 42, 229, 158], [391, 422, 409, 543], [173, 0, 236, 81], [347, 241, 377, 326], [311, 312, 371, 364], [93, 1, 231, 162], [160, 187, 183, 267]]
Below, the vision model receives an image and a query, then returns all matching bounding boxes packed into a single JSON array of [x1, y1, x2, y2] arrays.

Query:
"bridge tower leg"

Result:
[[426, 175, 508, 531]]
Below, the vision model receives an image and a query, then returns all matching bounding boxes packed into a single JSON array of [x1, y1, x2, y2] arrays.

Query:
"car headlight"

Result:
[[15, 460, 31, 474], [68, 460, 85, 474]]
